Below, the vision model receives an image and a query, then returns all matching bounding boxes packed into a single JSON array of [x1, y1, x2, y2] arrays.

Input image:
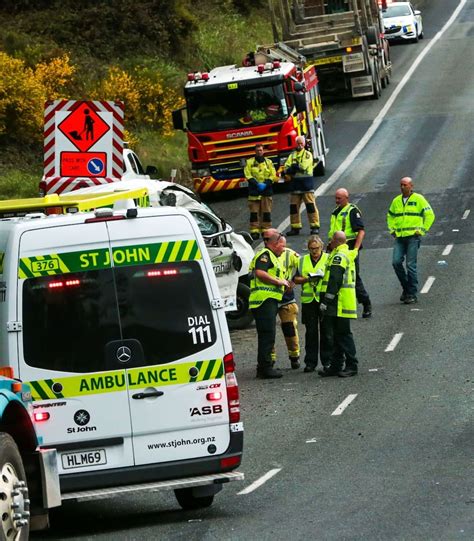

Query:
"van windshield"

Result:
[[23, 261, 217, 373]]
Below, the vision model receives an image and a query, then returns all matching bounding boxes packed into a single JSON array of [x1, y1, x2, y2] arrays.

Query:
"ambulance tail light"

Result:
[[220, 456, 240, 469], [206, 391, 222, 401], [224, 355, 240, 423], [34, 411, 50, 422]]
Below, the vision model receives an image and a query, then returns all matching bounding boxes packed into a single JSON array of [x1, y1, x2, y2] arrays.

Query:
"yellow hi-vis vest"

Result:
[[319, 244, 357, 319], [279, 247, 300, 280], [328, 204, 360, 242], [299, 253, 328, 303], [387, 193, 435, 237], [249, 248, 284, 309]]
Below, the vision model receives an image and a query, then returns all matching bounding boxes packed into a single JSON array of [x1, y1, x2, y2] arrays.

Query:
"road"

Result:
[[37, 0, 474, 539]]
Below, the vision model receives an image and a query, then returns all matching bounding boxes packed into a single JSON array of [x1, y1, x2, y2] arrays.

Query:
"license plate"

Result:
[[61, 448, 107, 469], [239, 181, 248, 188]]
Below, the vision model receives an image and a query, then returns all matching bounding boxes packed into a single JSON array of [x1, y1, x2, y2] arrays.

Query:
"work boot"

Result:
[[338, 367, 358, 378], [290, 356, 300, 369], [256, 367, 283, 379], [310, 227, 320, 235], [404, 295, 417, 304], [362, 303, 372, 318], [400, 291, 408, 302], [286, 229, 300, 236], [318, 366, 340, 377], [303, 365, 315, 373]]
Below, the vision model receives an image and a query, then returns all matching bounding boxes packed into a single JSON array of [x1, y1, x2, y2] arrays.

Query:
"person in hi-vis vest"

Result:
[[318, 231, 359, 378]]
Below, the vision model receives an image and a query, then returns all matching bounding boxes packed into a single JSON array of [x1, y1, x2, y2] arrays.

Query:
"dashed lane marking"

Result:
[[420, 276, 436, 294], [442, 244, 453, 256], [385, 332, 403, 352], [462, 210, 470, 220], [331, 394, 357, 416], [237, 468, 282, 495]]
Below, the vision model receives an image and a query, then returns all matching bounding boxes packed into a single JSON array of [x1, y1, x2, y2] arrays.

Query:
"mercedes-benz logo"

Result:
[[116, 346, 132, 363], [74, 410, 90, 426]]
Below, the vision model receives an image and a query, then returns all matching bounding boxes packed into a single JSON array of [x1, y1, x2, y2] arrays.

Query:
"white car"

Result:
[[382, 2, 423, 43], [122, 147, 158, 181]]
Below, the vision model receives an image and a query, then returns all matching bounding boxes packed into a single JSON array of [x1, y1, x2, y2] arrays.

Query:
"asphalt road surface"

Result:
[[37, 0, 473, 539]]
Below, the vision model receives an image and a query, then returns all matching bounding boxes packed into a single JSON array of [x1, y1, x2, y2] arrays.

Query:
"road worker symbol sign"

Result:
[[43, 100, 124, 193], [58, 103, 110, 152]]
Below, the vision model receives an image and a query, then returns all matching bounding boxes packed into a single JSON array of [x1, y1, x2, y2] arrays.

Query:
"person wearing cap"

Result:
[[293, 235, 329, 372], [283, 135, 320, 236], [244, 144, 278, 241], [249, 229, 290, 379], [318, 231, 359, 378], [387, 176, 435, 304], [328, 188, 372, 318]]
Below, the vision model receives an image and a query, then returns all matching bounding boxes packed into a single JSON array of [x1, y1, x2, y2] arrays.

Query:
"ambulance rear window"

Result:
[[22, 261, 217, 372]]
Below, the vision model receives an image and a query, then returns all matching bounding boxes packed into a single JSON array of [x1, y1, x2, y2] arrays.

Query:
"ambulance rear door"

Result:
[[105, 213, 231, 466], [17, 221, 135, 474]]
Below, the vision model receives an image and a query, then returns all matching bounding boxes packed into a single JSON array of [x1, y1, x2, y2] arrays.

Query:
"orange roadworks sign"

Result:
[[58, 102, 110, 152], [60, 152, 107, 177]]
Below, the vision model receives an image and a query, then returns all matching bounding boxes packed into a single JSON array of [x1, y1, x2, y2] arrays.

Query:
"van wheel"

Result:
[[0, 433, 30, 541], [174, 488, 214, 510], [226, 283, 253, 330]]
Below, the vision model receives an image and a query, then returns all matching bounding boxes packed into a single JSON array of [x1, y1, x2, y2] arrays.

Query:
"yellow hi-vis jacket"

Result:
[[319, 244, 357, 318], [387, 193, 435, 237], [249, 248, 285, 309], [284, 149, 313, 176], [328, 203, 360, 242], [299, 252, 329, 303]]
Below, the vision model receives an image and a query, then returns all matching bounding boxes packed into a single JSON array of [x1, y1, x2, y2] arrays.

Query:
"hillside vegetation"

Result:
[[0, 0, 271, 198]]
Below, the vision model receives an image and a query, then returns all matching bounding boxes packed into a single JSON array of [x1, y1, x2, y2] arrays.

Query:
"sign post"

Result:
[[42, 100, 124, 195]]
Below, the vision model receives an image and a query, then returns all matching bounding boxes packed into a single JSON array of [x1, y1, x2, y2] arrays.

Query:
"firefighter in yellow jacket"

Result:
[[284, 135, 320, 236], [244, 144, 278, 241], [318, 231, 359, 378]]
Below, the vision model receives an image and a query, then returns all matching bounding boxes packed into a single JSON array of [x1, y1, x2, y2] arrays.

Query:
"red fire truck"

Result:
[[172, 50, 328, 194]]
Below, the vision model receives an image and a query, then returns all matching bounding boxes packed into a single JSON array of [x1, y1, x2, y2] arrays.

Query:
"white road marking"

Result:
[[462, 210, 470, 220], [420, 276, 436, 294], [442, 244, 453, 256], [368, 368, 380, 372], [331, 394, 357, 416], [385, 332, 403, 352], [452, 229, 459, 232], [275, 0, 468, 233], [237, 468, 282, 495], [306, 438, 317, 443]]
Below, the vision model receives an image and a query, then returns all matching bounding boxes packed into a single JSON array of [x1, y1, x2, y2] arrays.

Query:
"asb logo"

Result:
[[58, 102, 110, 152]]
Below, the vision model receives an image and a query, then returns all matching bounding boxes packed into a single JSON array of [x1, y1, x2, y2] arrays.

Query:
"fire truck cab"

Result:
[[173, 56, 328, 194]]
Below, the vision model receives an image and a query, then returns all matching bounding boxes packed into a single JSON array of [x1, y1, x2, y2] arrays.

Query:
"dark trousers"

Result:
[[354, 251, 370, 306], [252, 298, 279, 371], [320, 315, 358, 371], [301, 300, 321, 368]]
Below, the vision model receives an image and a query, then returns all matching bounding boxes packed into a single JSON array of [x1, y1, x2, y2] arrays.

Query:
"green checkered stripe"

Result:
[[18, 240, 202, 278]]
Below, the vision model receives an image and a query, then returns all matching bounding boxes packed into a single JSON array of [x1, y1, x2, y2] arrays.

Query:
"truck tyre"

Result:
[[0, 433, 30, 541], [174, 487, 214, 510], [366, 26, 378, 46], [226, 282, 253, 330]]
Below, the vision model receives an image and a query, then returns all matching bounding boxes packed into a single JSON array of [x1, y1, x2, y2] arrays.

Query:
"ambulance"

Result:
[[0, 202, 243, 528]]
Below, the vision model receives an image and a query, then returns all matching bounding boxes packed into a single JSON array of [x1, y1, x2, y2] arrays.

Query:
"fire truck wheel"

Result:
[[226, 283, 253, 330], [174, 487, 214, 510], [0, 433, 30, 541]]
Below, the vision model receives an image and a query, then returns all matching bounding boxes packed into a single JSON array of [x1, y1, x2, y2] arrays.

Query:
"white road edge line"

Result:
[[462, 209, 470, 220], [237, 468, 282, 495], [276, 0, 468, 234], [420, 276, 436, 294], [385, 332, 404, 352], [331, 394, 357, 416], [442, 244, 453, 256]]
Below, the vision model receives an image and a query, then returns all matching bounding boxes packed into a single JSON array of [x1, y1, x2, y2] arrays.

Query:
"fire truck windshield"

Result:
[[187, 83, 288, 133]]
